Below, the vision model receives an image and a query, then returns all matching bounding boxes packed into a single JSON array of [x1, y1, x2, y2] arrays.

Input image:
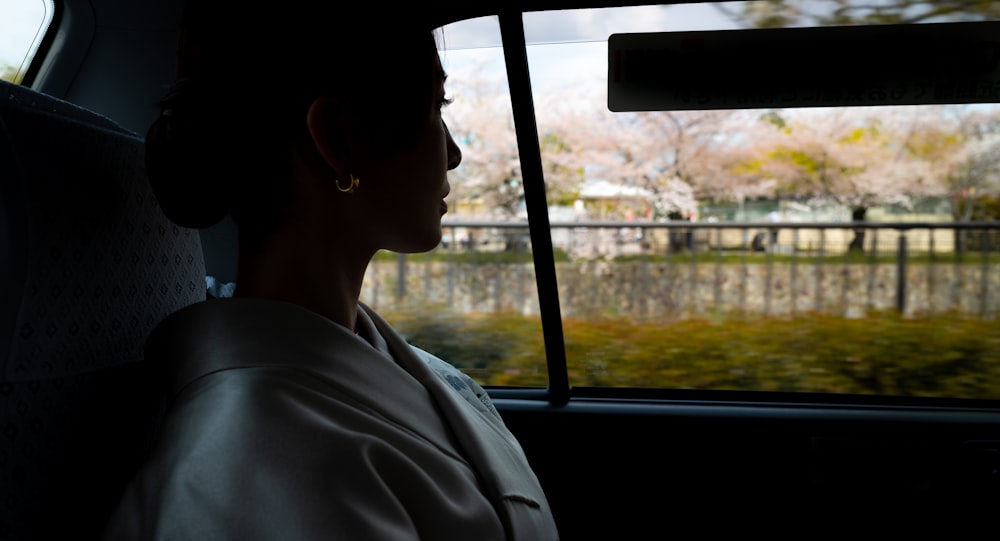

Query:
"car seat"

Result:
[[0, 79, 205, 540]]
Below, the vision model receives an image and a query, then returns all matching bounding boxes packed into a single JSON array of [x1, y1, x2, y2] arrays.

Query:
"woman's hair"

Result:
[[146, 3, 441, 235]]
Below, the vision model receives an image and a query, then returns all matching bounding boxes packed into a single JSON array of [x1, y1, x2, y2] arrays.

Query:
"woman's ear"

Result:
[[305, 96, 351, 178]]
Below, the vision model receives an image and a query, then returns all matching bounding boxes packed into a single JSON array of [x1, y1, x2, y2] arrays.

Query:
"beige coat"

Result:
[[103, 298, 558, 540]]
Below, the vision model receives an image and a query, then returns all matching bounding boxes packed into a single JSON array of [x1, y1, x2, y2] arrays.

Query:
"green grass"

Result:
[[614, 251, 1000, 265], [386, 308, 1000, 400]]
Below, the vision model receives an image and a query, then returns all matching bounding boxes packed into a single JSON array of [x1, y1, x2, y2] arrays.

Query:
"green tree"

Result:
[[1, 63, 20, 84], [730, 108, 957, 246], [726, 0, 1000, 28], [947, 111, 1000, 222], [539, 131, 585, 207]]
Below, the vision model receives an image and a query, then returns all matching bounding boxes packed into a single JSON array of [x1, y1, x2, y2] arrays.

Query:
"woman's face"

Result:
[[353, 49, 462, 254]]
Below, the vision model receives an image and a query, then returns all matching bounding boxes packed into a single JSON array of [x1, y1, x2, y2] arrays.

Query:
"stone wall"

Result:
[[362, 259, 1000, 319]]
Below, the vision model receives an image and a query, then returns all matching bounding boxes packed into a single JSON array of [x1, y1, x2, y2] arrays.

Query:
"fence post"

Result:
[[981, 226, 990, 317], [896, 233, 907, 314], [396, 252, 407, 300], [790, 228, 799, 314]]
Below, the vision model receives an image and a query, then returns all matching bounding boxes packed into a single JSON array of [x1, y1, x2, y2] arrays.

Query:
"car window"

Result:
[[366, 2, 1000, 402], [0, 0, 55, 84], [361, 16, 551, 388]]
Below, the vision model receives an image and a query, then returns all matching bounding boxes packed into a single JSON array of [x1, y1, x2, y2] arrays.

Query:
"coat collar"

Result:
[[146, 297, 555, 538], [145, 298, 462, 460], [363, 305, 554, 523]]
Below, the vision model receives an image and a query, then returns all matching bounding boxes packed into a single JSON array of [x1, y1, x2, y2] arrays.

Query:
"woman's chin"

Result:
[[391, 229, 443, 254]]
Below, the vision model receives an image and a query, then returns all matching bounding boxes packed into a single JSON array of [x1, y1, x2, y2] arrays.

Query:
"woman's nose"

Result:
[[445, 123, 462, 170]]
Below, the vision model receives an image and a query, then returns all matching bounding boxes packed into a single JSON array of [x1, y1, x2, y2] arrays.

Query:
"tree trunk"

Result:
[[953, 194, 975, 254], [848, 206, 866, 253], [667, 211, 687, 253]]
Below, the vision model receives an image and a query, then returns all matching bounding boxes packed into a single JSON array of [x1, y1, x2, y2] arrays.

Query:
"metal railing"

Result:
[[363, 221, 1000, 319]]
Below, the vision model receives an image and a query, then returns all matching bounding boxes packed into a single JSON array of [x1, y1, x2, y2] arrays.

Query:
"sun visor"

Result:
[[608, 21, 1000, 112]]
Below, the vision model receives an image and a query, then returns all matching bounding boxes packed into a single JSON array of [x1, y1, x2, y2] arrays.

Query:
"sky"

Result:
[[0, 0, 52, 73], [441, 4, 739, 49], [439, 4, 740, 96]]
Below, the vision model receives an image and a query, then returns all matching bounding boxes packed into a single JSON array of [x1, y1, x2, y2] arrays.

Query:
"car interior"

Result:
[[2, 0, 999, 539]]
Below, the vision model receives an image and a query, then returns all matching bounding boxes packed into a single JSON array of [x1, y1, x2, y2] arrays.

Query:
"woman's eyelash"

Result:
[[439, 96, 453, 108]]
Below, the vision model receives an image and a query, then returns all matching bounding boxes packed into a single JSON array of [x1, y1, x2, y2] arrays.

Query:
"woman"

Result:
[[103, 3, 559, 540]]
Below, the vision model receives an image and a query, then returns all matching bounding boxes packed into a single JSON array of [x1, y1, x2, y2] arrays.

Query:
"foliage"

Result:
[[444, 54, 998, 225], [1, 63, 21, 84], [738, 108, 959, 213], [954, 194, 1000, 221], [611, 250, 1000, 265], [733, 0, 1000, 28], [388, 307, 1000, 400], [979, 195, 1000, 220], [442, 61, 525, 218], [389, 308, 545, 372]]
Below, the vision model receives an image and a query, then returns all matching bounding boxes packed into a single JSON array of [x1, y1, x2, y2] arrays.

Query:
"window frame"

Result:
[[1, 0, 59, 86], [432, 3, 1000, 413]]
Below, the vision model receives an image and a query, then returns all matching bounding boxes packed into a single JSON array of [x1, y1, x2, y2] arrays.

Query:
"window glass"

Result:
[[362, 16, 549, 388], [374, 2, 1000, 400], [525, 2, 1000, 398], [0, 0, 54, 84]]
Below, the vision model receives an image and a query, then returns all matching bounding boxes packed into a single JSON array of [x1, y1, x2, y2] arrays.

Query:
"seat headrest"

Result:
[[0, 80, 206, 381]]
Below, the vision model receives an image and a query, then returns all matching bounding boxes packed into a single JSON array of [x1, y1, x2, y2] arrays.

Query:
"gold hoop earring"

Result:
[[336, 173, 359, 194]]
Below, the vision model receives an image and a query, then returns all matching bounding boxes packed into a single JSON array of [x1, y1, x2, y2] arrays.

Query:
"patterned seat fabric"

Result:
[[0, 80, 206, 540]]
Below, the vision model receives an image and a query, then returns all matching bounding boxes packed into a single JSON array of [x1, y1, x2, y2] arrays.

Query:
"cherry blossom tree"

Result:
[[444, 62, 590, 220], [945, 107, 1000, 221], [723, 0, 1000, 29], [722, 105, 968, 248], [442, 43, 999, 241], [544, 87, 744, 219], [442, 61, 524, 219]]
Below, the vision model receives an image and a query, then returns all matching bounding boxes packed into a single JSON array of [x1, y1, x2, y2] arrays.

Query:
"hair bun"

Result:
[[145, 92, 233, 229]]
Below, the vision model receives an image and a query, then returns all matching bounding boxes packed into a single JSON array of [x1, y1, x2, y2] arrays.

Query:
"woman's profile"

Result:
[[103, 3, 559, 539]]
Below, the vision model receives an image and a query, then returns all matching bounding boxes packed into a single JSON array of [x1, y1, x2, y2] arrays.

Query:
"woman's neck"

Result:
[[232, 230, 372, 333]]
